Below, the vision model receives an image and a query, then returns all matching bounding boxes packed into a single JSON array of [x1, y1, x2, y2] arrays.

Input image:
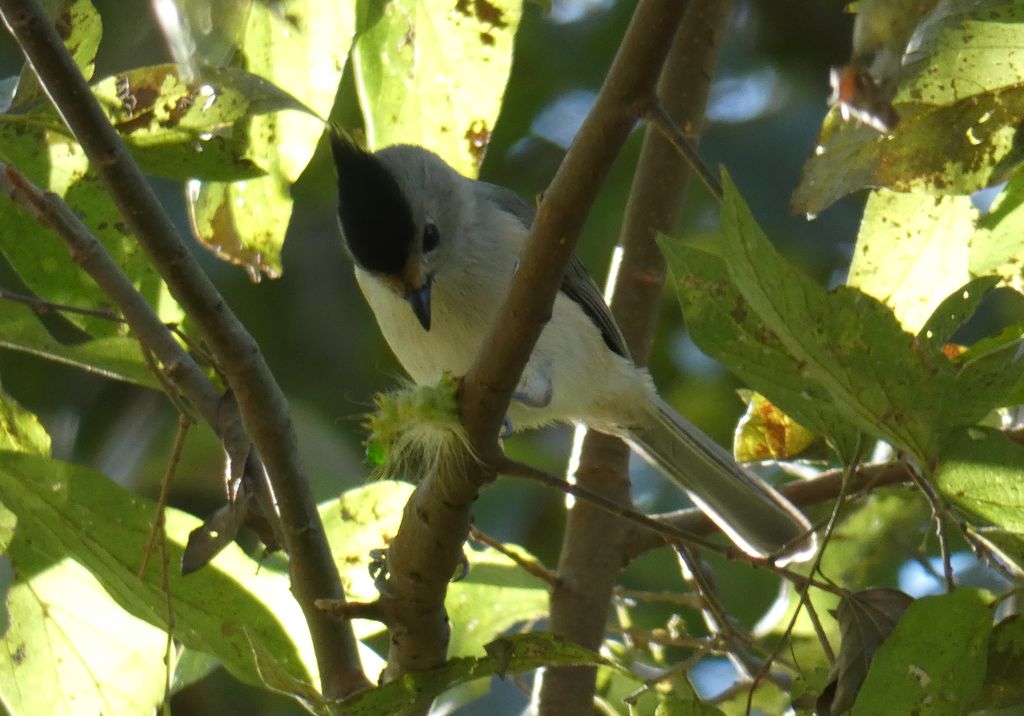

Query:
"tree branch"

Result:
[[0, 0, 366, 698], [458, 0, 691, 453], [537, 2, 732, 712], [376, 0, 693, 691]]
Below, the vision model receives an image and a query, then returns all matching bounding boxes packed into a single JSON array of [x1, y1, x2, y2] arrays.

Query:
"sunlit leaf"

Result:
[[12, 0, 102, 110], [320, 481, 549, 655], [91, 63, 310, 181], [188, 0, 355, 279], [0, 381, 51, 455], [852, 588, 992, 715], [848, 190, 975, 333], [0, 301, 159, 389], [733, 391, 818, 461], [793, 2, 1024, 214], [0, 549, 168, 716], [0, 450, 318, 689], [353, 0, 523, 176], [935, 428, 1024, 575]]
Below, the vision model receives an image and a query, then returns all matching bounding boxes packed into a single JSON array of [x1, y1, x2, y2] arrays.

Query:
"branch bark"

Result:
[[537, 4, 732, 711], [0, 0, 366, 699]]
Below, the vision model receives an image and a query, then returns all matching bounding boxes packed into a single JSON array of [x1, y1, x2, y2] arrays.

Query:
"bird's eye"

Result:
[[423, 222, 440, 253]]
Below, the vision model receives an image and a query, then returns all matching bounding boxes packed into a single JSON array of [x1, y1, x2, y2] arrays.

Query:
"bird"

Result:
[[330, 135, 815, 562]]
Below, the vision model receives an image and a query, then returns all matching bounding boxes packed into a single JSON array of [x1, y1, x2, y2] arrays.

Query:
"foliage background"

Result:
[[0, 0, 971, 713]]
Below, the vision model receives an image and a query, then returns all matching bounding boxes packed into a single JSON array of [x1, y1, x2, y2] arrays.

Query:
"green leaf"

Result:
[[0, 541, 168, 716], [935, 428, 1024, 575], [849, 190, 976, 333], [972, 614, 1024, 710], [852, 588, 992, 715], [0, 120, 183, 337], [719, 171, 950, 463], [0, 380, 51, 455], [660, 238, 860, 461], [335, 633, 616, 716], [793, 2, 1024, 214], [764, 493, 928, 667], [353, 0, 523, 176], [970, 168, 1024, 287], [248, 632, 330, 716], [188, 0, 355, 279], [944, 330, 1024, 427], [0, 301, 160, 389], [916, 276, 1000, 351], [819, 589, 915, 716], [91, 63, 314, 181], [12, 0, 102, 110], [0, 450, 318, 689], [320, 481, 549, 654]]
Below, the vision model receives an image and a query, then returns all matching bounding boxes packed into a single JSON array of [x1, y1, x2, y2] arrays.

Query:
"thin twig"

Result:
[[139, 415, 191, 577], [469, 526, 559, 588], [646, 103, 724, 202], [744, 454, 860, 715], [0, 286, 122, 322], [905, 464, 957, 590], [502, 458, 727, 554]]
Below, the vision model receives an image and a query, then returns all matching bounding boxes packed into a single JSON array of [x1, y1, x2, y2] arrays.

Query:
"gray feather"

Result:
[[628, 398, 816, 561], [480, 181, 630, 358]]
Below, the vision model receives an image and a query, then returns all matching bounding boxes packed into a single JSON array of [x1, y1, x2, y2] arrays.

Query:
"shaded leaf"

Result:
[[661, 238, 860, 462], [848, 190, 976, 333], [763, 493, 927, 670], [852, 588, 992, 715], [970, 168, 1024, 288], [817, 588, 914, 716], [935, 428, 1024, 575], [0, 121, 183, 336], [248, 631, 330, 716], [719, 171, 951, 464], [0, 301, 159, 389], [335, 633, 614, 716], [944, 331, 1024, 427], [0, 450, 317, 688], [353, 0, 523, 176], [916, 276, 1000, 351], [972, 614, 1024, 710], [733, 391, 818, 461]]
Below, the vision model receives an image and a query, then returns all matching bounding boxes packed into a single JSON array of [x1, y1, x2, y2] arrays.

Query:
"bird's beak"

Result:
[[406, 278, 432, 331]]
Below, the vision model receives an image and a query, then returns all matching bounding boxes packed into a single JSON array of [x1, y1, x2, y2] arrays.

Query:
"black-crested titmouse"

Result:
[[331, 137, 814, 562]]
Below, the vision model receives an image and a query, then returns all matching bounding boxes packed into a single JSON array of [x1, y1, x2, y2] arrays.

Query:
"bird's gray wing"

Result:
[[481, 181, 631, 360]]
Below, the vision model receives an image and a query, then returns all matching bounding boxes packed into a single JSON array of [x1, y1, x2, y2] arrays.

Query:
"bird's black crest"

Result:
[[330, 135, 415, 277]]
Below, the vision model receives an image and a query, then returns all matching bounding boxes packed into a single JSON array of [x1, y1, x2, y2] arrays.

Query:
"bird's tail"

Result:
[[627, 398, 816, 563]]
